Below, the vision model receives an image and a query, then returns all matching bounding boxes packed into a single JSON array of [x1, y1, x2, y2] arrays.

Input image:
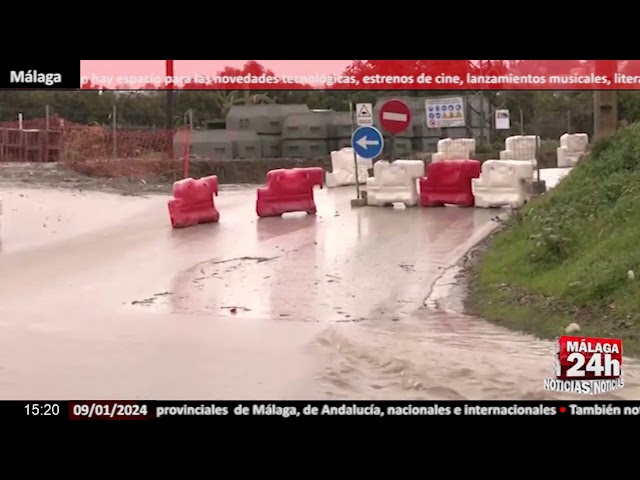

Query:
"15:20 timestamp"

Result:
[[24, 403, 61, 416]]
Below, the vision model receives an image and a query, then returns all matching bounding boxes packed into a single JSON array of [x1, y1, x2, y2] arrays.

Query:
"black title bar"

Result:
[[1, 61, 80, 89], [6, 400, 640, 421]]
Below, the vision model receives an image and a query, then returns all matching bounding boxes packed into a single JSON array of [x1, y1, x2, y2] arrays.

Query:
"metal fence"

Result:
[[0, 93, 604, 180], [0, 105, 193, 179]]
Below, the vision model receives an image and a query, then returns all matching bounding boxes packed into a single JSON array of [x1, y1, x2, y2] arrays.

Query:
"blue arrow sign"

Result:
[[351, 126, 384, 160]]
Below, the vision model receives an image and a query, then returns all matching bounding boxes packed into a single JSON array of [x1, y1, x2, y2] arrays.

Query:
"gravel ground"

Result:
[[0, 162, 254, 196]]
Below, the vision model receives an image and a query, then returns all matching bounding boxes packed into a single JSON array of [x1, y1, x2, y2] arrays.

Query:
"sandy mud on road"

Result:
[[0, 180, 637, 400]]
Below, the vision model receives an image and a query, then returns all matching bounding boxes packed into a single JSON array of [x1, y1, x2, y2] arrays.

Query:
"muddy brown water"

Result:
[[0, 183, 638, 400]]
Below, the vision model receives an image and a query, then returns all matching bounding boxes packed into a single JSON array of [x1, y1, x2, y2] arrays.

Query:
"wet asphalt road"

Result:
[[0, 182, 638, 400]]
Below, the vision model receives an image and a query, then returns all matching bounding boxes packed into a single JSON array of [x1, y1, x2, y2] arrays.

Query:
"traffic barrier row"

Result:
[[366, 158, 535, 209], [167, 167, 325, 228], [498, 133, 589, 173], [166, 148, 580, 228]]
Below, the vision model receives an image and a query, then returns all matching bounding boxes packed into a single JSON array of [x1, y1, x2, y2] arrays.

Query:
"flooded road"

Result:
[[1, 183, 638, 400]]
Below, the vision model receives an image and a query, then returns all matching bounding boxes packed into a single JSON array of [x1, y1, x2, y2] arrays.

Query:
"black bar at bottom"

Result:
[[7, 400, 640, 420]]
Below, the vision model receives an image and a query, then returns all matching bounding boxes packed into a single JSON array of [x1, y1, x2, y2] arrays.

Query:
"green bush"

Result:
[[479, 123, 640, 313]]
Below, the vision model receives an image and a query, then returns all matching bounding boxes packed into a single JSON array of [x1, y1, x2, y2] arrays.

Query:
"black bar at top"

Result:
[[0, 60, 80, 89]]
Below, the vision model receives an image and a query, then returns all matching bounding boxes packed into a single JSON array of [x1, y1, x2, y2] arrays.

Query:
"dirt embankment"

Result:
[[0, 162, 172, 196], [0, 158, 335, 195]]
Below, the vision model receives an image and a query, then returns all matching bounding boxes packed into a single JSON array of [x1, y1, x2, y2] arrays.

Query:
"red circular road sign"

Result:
[[379, 99, 412, 134]]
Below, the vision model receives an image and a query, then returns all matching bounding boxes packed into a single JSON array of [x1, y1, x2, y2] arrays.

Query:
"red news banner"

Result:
[[80, 60, 640, 91]]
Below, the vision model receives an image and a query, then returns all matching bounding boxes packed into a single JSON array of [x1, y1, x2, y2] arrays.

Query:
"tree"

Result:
[[211, 91, 240, 117]]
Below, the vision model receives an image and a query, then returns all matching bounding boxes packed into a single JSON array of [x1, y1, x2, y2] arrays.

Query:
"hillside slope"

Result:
[[467, 124, 640, 355]]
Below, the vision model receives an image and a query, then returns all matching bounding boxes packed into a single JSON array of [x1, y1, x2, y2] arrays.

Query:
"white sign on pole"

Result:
[[356, 103, 374, 126], [495, 109, 510, 130], [425, 97, 465, 128]]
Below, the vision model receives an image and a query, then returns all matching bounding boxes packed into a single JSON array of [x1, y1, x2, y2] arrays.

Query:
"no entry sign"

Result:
[[379, 99, 412, 134]]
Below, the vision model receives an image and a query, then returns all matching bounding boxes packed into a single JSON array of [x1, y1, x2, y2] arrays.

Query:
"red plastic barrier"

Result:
[[419, 159, 481, 207], [256, 167, 324, 217], [168, 175, 220, 228]]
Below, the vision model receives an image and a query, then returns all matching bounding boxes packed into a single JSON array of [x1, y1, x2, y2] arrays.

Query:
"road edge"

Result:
[[423, 211, 512, 312]]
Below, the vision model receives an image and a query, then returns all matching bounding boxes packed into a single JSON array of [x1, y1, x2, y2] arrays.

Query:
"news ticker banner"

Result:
[[13, 400, 640, 420], [4, 60, 640, 90]]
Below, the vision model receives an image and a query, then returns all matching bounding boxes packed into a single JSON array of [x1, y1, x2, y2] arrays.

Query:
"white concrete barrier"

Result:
[[557, 133, 589, 168], [366, 160, 425, 207], [325, 147, 372, 188], [500, 135, 539, 159], [499, 135, 540, 173], [432, 138, 476, 161], [539, 167, 573, 189], [472, 159, 533, 209]]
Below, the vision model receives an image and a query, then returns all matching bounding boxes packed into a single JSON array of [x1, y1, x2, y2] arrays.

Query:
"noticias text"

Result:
[[544, 378, 624, 395]]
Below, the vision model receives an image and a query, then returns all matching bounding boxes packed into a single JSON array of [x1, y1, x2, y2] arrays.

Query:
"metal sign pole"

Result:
[[112, 104, 117, 159], [350, 122, 381, 208], [390, 134, 396, 161], [530, 124, 546, 196], [350, 101, 361, 200]]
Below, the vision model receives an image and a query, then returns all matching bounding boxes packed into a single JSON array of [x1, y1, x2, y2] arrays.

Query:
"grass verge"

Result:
[[465, 124, 640, 356]]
